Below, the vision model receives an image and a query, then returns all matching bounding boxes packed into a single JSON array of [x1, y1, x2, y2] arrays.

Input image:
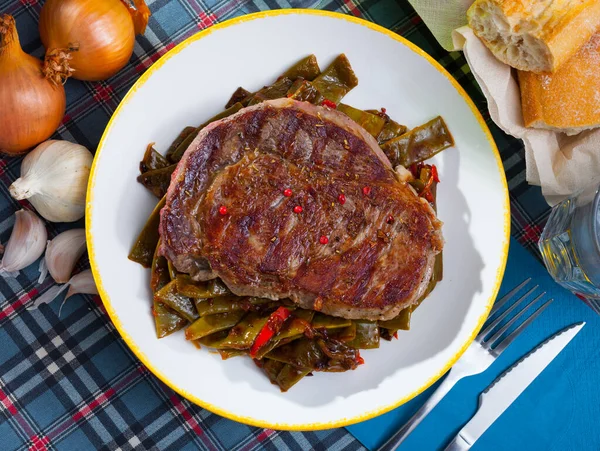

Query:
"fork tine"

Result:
[[492, 298, 554, 356], [478, 285, 538, 341], [488, 278, 531, 317], [485, 292, 545, 348], [583, 298, 597, 314], [587, 298, 600, 316]]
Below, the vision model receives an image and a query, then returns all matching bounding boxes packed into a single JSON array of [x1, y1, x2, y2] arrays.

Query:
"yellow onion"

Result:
[[0, 15, 66, 156], [39, 0, 150, 82]]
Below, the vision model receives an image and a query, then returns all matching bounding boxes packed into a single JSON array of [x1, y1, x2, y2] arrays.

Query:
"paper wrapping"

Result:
[[408, 1, 600, 205]]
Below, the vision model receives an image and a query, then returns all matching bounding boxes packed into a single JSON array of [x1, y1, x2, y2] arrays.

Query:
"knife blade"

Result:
[[444, 322, 585, 451]]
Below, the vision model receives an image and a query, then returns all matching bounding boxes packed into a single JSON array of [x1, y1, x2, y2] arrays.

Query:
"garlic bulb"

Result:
[[0, 210, 47, 273], [9, 140, 93, 222], [45, 229, 86, 283]]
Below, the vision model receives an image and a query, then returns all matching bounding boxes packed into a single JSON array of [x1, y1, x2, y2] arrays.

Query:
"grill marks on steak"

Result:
[[160, 99, 443, 321]]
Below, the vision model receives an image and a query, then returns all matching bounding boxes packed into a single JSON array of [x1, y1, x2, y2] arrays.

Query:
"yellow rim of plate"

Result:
[[86, 9, 510, 431]]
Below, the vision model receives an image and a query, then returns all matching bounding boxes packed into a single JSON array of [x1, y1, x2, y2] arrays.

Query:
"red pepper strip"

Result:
[[393, 331, 398, 339], [431, 164, 440, 183], [356, 353, 365, 365], [249, 307, 292, 357], [321, 99, 337, 109], [409, 163, 418, 178], [409, 162, 426, 179], [422, 167, 434, 192], [419, 165, 436, 203]]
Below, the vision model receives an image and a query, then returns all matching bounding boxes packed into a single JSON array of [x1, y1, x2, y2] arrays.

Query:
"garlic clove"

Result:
[[9, 140, 93, 223], [27, 283, 69, 311], [59, 269, 98, 317], [65, 269, 98, 300], [0, 210, 47, 273], [45, 229, 86, 283], [38, 256, 48, 284], [1, 269, 20, 278]]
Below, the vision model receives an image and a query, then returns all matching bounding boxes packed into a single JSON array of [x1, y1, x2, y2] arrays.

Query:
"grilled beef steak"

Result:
[[159, 99, 443, 321]]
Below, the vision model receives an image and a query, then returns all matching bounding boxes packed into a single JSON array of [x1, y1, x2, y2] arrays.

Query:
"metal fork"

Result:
[[378, 279, 553, 451]]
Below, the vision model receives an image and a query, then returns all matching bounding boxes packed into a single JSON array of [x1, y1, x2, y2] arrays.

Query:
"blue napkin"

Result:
[[346, 237, 600, 450]]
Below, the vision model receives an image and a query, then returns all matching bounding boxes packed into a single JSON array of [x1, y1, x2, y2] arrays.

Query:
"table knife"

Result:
[[444, 322, 585, 451]]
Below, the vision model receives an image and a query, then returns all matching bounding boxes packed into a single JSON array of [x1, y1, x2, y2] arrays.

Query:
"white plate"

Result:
[[87, 10, 509, 430]]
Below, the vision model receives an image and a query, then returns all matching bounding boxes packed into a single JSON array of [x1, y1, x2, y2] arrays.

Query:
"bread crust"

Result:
[[468, 0, 600, 73], [519, 32, 600, 134]]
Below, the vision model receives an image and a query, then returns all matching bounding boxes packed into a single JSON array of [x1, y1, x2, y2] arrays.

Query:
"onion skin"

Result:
[[0, 15, 66, 156], [39, 0, 136, 81]]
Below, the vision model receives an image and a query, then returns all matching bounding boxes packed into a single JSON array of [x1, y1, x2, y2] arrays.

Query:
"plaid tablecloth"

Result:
[[0, 0, 551, 450]]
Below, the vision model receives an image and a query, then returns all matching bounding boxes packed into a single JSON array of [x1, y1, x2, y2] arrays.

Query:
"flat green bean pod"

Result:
[[196, 330, 229, 348], [176, 275, 211, 298], [208, 278, 232, 296], [225, 87, 252, 109], [251, 309, 314, 359], [154, 280, 199, 322], [378, 307, 411, 331], [128, 196, 166, 268], [278, 54, 321, 81], [261, 359, 286, 385], [312, 312, 351, 330], [337, 104, 385, 137], [216, 312, 272, 350], [246, 77, 294, 106], [136, 164, 176, 198], [218, 349, 247, 360], [185, 311, 245, 341], [335, 322, 357, 342], [312, 54, 358, 104], [275, 364, 312, 392], [266, 338, 325, 368], [165, 126, 196, 163], [140, 143, 169, 174], [153, 299, 187, 339], [150, 239, 170, 293], [347, 321, 380, 349], [381, 116, 454, 167], [167, 260, 178, 281], [235, 55, 321, 109], [194, 296, 273, 316], [368, 113, 408, 144], [286, 79, 324, 104]]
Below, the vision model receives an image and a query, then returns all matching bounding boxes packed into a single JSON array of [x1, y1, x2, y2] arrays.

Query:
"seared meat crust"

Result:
[[160, 99, 442, 320]]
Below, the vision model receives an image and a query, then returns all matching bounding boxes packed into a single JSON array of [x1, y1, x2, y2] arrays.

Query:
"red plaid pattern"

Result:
[[0, 288, 39, 321], [198, 11, 218, 29], [72, 388, 116, 422], [28, 435, 49, 451]]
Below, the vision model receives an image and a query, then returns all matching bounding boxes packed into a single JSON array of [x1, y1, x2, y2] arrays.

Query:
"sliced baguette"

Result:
[[519, 32, 600, 135], [467, 0, 600, 73]]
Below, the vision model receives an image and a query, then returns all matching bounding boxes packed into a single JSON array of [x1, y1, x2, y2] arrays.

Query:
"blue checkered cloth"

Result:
[[0, 0, 550, 450]]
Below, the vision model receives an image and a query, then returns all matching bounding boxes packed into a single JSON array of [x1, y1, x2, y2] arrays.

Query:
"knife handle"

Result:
[[377, 370, 462, 451], [444, 433, 471, 451]]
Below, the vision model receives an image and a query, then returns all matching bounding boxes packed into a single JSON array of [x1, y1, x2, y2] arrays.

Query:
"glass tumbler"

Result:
[[539, 182, 600, 298]]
